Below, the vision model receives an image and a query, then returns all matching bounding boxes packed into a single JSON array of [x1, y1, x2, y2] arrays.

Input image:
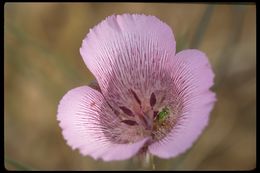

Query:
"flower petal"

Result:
[[57, 86, 148, 161], [148, 49, 216, 158], [80, 14, 176, 110]]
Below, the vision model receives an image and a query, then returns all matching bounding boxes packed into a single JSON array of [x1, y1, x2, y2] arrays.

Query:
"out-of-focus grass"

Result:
[[5, 157, 32, 171], [4, 3, 256, 170]]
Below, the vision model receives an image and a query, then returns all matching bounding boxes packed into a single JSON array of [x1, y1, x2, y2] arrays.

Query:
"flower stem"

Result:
[[137, 151, 156, 170]]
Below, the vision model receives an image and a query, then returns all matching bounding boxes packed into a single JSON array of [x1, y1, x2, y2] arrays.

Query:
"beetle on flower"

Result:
[[57, 14, 216, 161]]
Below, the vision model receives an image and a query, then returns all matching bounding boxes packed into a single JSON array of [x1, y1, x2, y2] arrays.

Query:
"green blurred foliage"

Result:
[[4, 3, 256, 170]]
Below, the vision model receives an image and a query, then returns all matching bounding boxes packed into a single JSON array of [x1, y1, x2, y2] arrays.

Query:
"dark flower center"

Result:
[[114, 89, 180, 144]]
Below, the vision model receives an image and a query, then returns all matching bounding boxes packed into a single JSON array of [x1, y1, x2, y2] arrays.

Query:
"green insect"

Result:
[[156, 107, 170, 124]]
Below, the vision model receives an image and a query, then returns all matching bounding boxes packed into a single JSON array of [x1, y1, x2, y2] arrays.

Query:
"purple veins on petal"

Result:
[[106, 100, 120, 116], [130, 89, 142, 105], [119, 106, 134, 117]]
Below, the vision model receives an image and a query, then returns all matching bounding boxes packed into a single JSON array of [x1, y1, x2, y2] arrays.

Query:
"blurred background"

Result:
[[4, 3, 256, 170]]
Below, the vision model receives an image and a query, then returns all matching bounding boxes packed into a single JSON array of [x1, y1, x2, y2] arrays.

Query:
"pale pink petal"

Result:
[[80, 14, 176, 111], [57, 86, 147, 161], [148, 49, 216, 158]]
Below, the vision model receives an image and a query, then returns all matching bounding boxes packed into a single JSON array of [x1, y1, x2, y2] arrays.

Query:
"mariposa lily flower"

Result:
[[57, 14, 216, 161]]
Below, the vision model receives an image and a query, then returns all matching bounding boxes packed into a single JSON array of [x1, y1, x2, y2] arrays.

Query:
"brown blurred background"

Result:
[[4, 3, 256, 170]]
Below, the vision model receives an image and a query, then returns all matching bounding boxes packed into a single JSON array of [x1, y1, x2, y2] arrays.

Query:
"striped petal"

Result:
[[80, 14, 176, 113], [57, 86, 148, 161], [148, 49, 216, 158]]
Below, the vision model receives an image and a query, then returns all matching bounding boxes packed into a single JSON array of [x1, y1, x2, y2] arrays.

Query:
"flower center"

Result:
[[114, 89, 180, 144]]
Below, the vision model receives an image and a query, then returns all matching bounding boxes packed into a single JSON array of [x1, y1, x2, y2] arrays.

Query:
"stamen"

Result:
[[119, 106, 134, 117], [150, 92, 156, 107], [138, 112, 152, 130], [121, 120, 138, 126], [153, 111, 158, 119]]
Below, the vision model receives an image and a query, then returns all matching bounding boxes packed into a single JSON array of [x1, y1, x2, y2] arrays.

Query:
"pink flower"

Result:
[[57, 14, 216, 161]]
